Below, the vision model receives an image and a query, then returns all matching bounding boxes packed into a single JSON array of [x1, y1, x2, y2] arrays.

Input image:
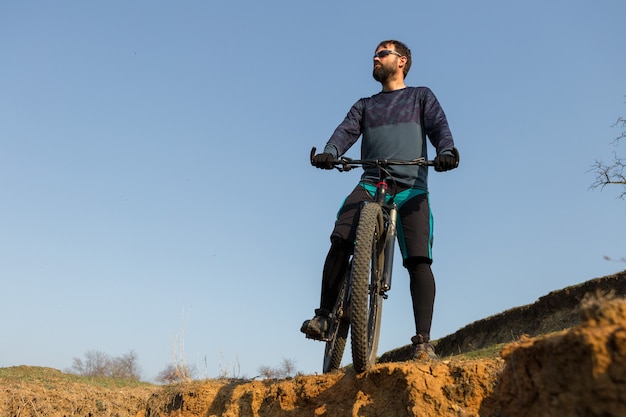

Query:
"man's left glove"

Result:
[[311, 153, 336, 170], [433, 148, 460, 172]]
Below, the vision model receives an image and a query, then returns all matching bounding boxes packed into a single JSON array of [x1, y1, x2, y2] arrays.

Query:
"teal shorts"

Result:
[[330, 182, 434, 261]]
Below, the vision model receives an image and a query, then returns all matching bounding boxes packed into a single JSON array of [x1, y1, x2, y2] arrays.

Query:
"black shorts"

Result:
[[330, 183, 434, 262]]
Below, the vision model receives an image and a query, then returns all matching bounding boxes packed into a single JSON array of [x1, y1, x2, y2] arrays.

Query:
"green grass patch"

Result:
[[0, 366, 154, 389], [452, 343, 506, 360]]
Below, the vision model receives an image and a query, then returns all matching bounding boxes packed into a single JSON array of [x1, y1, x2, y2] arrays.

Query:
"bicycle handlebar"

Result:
[[310, 147, 434, 172]]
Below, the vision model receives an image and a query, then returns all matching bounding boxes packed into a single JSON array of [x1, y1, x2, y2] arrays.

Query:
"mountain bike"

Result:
[[310, 147, 435, 374]]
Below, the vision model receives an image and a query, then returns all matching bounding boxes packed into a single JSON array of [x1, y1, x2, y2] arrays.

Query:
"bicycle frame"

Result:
[[340, 155, 432, 294]]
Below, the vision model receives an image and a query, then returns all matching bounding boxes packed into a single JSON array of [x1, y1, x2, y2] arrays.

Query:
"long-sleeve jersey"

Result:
[[323, 86, 455, 191]]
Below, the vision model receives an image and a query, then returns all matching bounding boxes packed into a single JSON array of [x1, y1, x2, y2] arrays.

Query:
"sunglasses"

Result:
[[373, 49, 403, 59]]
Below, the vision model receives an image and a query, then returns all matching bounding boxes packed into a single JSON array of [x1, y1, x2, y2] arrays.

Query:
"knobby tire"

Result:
[[323, 274, 350, 373], [350, 202, 385, 373]]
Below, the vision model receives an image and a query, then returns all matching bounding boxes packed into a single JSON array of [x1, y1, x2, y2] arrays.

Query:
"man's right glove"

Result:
[[311, 152, 336, 170]]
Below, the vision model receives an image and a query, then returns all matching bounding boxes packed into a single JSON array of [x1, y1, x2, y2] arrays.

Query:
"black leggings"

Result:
[[319, 237, 353, 313], [405, 256, 436, 339]]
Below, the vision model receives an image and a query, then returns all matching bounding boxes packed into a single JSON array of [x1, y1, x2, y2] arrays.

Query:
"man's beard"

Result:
[[373, 63, 394, 83]]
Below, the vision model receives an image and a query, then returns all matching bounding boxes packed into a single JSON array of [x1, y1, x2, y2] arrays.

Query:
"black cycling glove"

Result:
[[311, 153, 335, 170], [434, 148, 460, 172]]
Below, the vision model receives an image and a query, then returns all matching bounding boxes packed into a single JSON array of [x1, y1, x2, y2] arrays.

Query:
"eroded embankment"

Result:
[[144, 359, 503, 417], [496, 296, 626, 417], [144, 296, 626, 417]]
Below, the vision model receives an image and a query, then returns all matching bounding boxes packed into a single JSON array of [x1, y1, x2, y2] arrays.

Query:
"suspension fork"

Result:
[[374, 181, 397, 293]]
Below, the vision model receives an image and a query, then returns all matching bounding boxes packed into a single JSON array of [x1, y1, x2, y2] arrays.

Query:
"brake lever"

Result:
[[335, 157, 355, 172]]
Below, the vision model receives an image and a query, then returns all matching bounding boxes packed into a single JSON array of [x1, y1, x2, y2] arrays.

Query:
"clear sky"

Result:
[[1, 1, 625, 381]]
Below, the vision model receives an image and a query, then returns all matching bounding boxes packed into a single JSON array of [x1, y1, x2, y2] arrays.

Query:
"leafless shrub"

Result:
[[156, 363, 197, 384], [168, 306, 196, 382], [109, 350, 142, 380], [69, 349, 141, 380], [257, 358, 298, 379]]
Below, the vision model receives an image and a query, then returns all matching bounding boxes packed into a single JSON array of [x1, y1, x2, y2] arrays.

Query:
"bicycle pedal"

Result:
[[304, 333, 330, 342]]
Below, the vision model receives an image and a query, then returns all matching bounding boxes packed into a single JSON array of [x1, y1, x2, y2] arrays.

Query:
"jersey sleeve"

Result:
[[421, 88, 455, 154], [323, 99, 365, 158]]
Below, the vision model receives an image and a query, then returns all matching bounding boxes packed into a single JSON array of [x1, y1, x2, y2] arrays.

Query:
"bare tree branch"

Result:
[[590, 110, 626, 199], [612, 116, 626, 144]]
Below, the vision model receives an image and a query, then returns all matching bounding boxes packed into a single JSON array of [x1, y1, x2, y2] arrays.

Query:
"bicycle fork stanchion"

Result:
[[375, 179, 397, 293], [382, 205, 397, 293]]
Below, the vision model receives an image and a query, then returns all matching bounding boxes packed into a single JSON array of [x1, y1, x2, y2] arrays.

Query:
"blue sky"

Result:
[[1, 1, 625, 381]]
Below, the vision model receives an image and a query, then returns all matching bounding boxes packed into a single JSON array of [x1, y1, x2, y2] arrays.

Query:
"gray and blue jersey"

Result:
[[323, 86, 455, 190]]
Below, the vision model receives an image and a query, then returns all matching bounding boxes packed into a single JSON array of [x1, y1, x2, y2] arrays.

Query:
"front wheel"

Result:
[[322, 273, 350, 373], [350, 202, 385, 373]]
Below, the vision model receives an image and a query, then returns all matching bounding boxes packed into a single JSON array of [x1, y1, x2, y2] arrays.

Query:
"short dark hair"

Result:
[[376, 40, 412, 77]]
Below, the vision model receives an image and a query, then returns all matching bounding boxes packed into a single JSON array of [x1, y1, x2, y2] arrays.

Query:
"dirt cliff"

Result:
[[143, 270, 626, 417], [2, 270, 625, 417]]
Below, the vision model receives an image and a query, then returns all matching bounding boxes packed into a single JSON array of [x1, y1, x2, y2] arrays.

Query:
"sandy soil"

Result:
[[2, 270, 625, 417]]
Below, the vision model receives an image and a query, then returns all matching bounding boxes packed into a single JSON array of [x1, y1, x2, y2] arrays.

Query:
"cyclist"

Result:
[[301, 40, 459, 360]]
